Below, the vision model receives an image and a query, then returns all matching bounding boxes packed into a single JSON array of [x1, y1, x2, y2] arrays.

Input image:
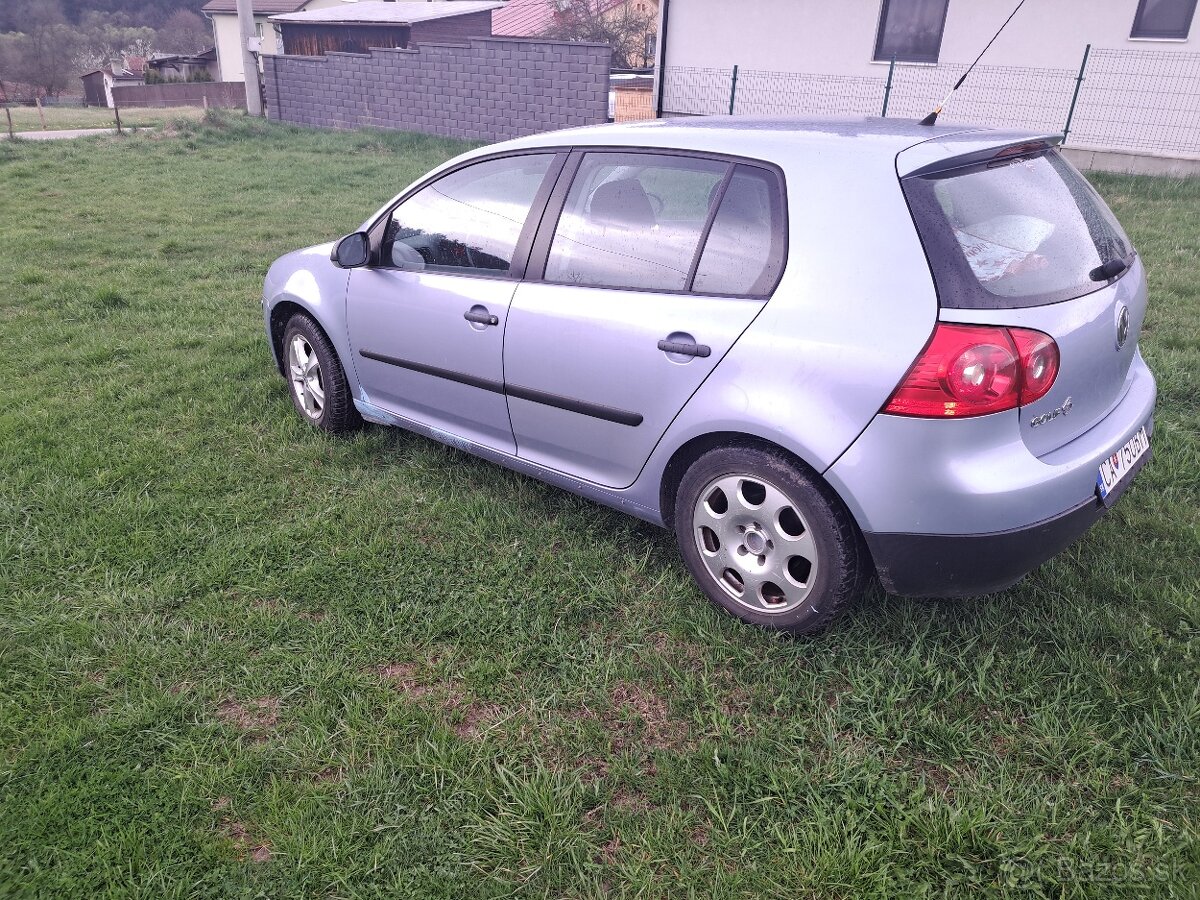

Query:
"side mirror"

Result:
[[331, 232, 369, 268]]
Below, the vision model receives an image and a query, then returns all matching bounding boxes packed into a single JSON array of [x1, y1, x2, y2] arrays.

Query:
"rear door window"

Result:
[[904, 150, 1134, 309], [544, 152, 728, 292]]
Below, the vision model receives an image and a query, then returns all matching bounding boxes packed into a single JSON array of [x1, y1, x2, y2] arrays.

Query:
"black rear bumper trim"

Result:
[[865, 496, 1108, 598]]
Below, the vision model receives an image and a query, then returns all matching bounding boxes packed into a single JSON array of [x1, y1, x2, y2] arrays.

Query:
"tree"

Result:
[[1, 2, 80, 98], [543, 0, 656, 69], [73, 11, 156, 73], [156, 9, 209, 54]]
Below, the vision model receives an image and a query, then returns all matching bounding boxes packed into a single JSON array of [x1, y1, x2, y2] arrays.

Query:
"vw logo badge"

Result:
[[1115, 304, 1130, 350]]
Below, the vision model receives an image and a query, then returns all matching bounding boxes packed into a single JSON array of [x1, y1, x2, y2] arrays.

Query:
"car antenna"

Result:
[[919, 0, 1030, 126]]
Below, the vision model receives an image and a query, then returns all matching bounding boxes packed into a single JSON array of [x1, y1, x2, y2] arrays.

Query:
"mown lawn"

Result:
[[1, 113, 1197, 898], [2, 103, 205, 133]]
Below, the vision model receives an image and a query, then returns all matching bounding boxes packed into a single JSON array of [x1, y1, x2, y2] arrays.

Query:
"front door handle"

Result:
[[657, 338, 711, 358], [464, 307, 499, 327]]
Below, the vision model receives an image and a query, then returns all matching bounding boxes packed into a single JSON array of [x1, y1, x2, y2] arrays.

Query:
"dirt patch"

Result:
[[610, 788, 651, 814], [605, 682, 692, 753], [373, 661, 507, 740], [596, 835, 622, 866], [449, 700, 504, 740], [297, 610, 326, 622], [313, 766, 344, 784], [375, 662, 435, 699], [912, 760, 953, 798], [222, 819, 272, 863], [216, 697, 281, 736]]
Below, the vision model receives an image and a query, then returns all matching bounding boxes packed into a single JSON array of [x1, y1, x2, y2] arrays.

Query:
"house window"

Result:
[[873, 0, 951, 63], [1130, 0, 1197, 38]]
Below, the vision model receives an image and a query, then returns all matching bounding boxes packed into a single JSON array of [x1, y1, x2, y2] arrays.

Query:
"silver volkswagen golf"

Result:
[[262, 117, 1155, 635]]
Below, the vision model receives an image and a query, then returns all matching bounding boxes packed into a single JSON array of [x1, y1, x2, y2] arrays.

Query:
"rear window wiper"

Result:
[[1089, 258, 1128, 282]]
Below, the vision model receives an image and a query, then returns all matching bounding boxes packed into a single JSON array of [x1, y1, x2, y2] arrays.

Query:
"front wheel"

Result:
[[282, 313, 361, 434], [674, 447, 866, 635]]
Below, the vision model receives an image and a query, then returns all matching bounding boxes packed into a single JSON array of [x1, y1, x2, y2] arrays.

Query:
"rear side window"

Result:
[[545, 152, 727, 292], [904, 150, 1134, 309], [693, 166, 786, 297]]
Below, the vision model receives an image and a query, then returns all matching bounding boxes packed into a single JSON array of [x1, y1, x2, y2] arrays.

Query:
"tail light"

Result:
[[884, 323, 1059, 418]]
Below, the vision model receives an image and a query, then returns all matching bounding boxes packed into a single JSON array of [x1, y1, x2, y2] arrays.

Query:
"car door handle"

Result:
[[657, 339, 711, 358], [463, 308, 499, 327]]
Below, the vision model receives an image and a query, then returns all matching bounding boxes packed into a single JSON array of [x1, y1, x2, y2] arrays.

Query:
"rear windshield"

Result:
[[903, 150, 1134, 309]]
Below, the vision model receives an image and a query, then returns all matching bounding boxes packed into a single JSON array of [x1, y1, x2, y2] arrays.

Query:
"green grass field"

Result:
[[2, 103, 205, 133], [1, 113, 1197, 898]]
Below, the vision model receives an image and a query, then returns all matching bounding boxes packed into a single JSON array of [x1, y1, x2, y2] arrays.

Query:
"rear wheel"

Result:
[[282, 313, 361, 434], [674, 447, 865, 635]]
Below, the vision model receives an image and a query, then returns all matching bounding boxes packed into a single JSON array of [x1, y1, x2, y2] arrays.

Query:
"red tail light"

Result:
[[884, 323, 1059, 418]]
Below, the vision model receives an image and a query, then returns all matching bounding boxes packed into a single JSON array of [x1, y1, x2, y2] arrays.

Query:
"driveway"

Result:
[[1, 127, 118, 140]]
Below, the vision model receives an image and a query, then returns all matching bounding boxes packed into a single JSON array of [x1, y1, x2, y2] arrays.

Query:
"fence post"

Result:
[[113, 98, 123, 135], [35, 97, 46, 130], [882, 55, 896, 117], [1062, 43, 1091, 144], [728, 64, 739, 115], [0, 81, 13, 138]]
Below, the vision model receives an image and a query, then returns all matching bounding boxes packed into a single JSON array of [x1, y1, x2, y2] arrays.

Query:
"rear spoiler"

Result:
[[900, 134, 1064, 180]]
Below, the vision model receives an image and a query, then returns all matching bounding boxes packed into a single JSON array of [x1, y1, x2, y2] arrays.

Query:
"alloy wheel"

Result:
[[288, 334, 325, 421], [691, 473, 819, 615]]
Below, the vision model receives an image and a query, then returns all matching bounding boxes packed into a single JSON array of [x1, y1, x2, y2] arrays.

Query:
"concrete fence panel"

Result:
[[111, 82, 247, 109], [263, 37, 612, 142]]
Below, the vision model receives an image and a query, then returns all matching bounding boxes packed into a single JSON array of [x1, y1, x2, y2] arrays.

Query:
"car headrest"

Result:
[[588, 178, 655, 228]]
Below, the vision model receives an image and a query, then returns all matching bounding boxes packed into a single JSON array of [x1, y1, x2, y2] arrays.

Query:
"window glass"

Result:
[[545, 152, 728, 292], [1130, 0, 1197, 38], [923, 152, 1131, 300], [693, 166, 785, 297], [873, 0, 950, 63], [383, 153, 554, 275]]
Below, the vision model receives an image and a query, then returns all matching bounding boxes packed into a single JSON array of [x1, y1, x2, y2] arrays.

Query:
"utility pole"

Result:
[[235, 0, 263, 116]]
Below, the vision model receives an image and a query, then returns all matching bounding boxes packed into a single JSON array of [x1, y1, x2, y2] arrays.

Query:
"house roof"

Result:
[[79, 65, 145, 80], [492, 0, 625, 37], [150, 48, 218, 66], [270, 1, 503, 25], [201, 0, 312, 14]]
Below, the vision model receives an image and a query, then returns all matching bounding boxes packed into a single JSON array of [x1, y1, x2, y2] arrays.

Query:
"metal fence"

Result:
[[657, 47, 1200, 157]]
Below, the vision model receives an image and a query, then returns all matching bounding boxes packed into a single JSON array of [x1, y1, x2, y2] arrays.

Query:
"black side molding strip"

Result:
[[506, 383, 643, 427], [359, 350, 504, 394], [359, 350, 643, 427]]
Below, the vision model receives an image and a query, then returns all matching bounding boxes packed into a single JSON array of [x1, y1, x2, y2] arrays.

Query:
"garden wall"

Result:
[[262, 36, 612, 142]]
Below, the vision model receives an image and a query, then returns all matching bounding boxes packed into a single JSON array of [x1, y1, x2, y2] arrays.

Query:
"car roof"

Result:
[[490, 116, 1054, 171]]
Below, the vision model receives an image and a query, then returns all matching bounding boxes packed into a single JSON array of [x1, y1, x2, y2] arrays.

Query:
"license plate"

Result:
[[1096, 426, 1150, 506]]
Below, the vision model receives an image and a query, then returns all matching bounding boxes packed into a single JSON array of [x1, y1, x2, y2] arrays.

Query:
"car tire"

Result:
[[674, 447, 866, 635], [282, 313, 362, 434]]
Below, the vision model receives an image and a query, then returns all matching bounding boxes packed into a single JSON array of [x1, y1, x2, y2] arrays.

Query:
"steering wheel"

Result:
[[645, 192, 666, 217]]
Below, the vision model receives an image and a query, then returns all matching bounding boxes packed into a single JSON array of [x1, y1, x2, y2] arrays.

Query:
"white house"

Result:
[[201, 0, 360, 82], [655, 0, 1198, 79], [652, 0, 1200, 166]]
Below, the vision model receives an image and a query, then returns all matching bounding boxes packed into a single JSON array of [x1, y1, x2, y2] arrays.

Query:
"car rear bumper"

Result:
[[825, 350, 1156, 597], [863, 447, 1150, 596]]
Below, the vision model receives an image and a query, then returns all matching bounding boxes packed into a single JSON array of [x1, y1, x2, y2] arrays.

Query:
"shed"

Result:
[[79, 63, 145, 108], [270, 1, 503, 56]]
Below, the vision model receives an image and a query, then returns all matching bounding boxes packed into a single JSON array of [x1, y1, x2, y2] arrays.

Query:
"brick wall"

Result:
[[263, 36, 612, 142]]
